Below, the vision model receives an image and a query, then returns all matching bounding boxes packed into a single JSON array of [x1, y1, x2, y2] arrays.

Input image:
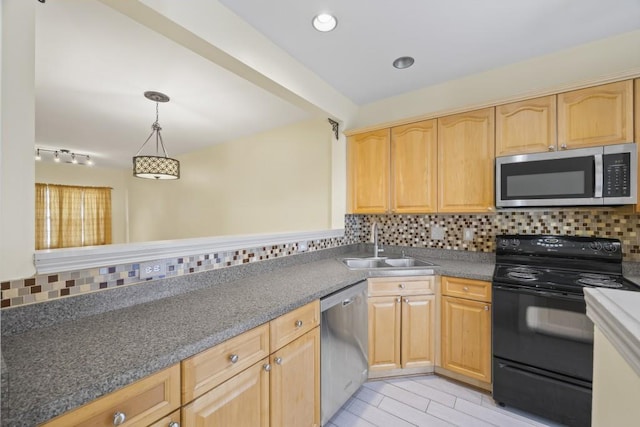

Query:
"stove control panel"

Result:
[[496, 235, 622, 260]]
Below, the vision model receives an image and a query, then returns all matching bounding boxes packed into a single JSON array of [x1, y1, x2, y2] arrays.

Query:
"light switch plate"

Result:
[[431, 225, 445, 240], [139, 260, 166, 280], [463, 228, 475, 241]]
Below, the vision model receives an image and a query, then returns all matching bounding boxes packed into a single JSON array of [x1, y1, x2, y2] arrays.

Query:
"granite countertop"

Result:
[[1, 249, 494, 426], [585, 286, 640, 377]]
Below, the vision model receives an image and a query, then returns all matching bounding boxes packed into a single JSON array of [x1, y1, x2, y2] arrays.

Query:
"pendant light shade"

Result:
[[133, 91, 180, 180]]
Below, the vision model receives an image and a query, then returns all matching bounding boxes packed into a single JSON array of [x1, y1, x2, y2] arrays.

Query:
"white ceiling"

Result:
[[220, 0, 640, 104], [35, 0, 640, 169]]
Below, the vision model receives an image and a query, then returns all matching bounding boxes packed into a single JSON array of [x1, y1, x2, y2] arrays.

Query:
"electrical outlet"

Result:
[[139, 260, 166, 280], [298, 241, 308, 252], [463, 228, 475, 241], [430, 225, 445, 240]]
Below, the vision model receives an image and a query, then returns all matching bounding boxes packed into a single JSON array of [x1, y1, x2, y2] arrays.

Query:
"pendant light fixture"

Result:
[[133, 91, 180, 180]]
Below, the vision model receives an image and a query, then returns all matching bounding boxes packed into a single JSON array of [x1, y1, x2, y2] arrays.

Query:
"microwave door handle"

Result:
[[594, 154, 603, 198]]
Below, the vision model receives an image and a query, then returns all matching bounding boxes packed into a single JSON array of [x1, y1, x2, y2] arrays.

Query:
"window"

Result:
[[35, 184, 112, 249]]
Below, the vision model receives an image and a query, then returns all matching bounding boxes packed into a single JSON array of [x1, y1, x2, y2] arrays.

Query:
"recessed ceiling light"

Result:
[[312, 13, 337, 32], [393, 56, 415, 69]]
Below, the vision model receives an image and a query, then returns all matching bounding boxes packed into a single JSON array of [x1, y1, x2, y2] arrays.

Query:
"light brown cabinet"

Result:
[[347, 129, 390, 213], [41, 364, 181, 427], [440, 277, 491, 385], [635, 79, 640, 213], [368, 277, 435, 378], [558, 80, 634, 148], [437, 107, 495, 212], [391, 120, 438, 213], [182, 301, 320, 427], [495, 95, 557, 156]]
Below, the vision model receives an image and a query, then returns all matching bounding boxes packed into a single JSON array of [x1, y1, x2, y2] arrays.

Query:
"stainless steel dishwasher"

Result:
[[320, 280, 368, 425]]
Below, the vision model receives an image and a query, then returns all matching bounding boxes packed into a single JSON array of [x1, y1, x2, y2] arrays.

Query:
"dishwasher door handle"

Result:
[[342, 298, 354, 306]]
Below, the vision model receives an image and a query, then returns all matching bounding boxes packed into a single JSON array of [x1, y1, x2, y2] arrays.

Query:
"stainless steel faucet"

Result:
[[371, 222, 384, 258]]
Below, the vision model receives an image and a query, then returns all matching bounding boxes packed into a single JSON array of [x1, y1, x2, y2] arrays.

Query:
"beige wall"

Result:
[[1, 0, 36, 281], [353, 29, 640, 130], [127, 117, 333, 242], [592, 327, 640, 426], [35, 162, 129, 244]]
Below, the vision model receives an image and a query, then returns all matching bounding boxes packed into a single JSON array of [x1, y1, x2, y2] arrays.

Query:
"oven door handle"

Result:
[[493, 283, 585, 301]]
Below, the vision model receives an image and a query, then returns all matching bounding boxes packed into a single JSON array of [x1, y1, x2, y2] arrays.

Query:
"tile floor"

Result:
[[326, 375, 566, 427]]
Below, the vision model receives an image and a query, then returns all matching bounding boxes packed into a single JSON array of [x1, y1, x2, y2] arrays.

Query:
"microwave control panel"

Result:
[[603, 152, 630, 197]]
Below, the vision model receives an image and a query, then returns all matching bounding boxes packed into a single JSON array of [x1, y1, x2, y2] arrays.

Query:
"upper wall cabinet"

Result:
[[438, 107, 495, 213], [391, 120, 438, 213], [558, 80, 634, 148], [635, 79, 639, 213], [495, 95, 557, 156], [347, 129, 390, 213]]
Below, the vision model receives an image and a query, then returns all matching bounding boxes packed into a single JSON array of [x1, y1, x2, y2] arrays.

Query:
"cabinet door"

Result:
[[438, 107, 495, 213], [635, 79, 639, 213], [496, 95, 557, 156], [347, 129, 390, 213], [401, 294, 435, 369], [391, 120, 437, 213], [270, 328, 320, 427], [182, 360, 270, 427], [441, 296, 491, 383], [558, 80, 633, 148], [368, 296, 401, 371]]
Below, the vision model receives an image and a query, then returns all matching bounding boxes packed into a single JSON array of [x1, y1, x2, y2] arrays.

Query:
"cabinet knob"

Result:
[[484, 305, 490, 311], [396, 297, 401, 303], [275, 357, 283, 365], [168, 422, 180, 427], [229, 354, 239, 363], [398, 283, 405, 289], [263, 363, 272, 372], [113, 412, 126, 426], [560, 144, 567, 150], [403, 298, 409, 303], [548, 145, 555, 151], [463, 286, 469, 291], [295, 320, 303, 328]]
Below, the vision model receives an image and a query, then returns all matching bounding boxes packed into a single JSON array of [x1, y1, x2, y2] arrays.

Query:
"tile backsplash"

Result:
[[352, 209, 640, 259], [2, 209, 639, 308]]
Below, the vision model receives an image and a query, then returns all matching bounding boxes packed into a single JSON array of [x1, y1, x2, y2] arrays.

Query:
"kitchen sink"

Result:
[[341, 256, 436, 270]]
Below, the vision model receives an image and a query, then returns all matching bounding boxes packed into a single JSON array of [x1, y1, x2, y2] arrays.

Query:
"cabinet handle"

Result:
[[403, 298, 409, 303], [560, 144, 567, 150], [398, 283, 405, 289], [295, 320, 303, 328], [463, 286, 469, 291], [113, 412, 126, 426], [275, 357, 283, 365], [396, 297, 401, 303], [484, 305, 490, 311], [168, 422, 180, 427], [548, 145, 555, 151], [229, 354, 239, 363], [263, 363, 272, 372]]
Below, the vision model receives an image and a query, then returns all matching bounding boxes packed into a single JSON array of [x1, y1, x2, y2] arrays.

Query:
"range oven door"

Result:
[[492, 283, 593, 381]]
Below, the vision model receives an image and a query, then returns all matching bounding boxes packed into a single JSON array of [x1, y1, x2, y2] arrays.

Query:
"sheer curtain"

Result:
[[35, 184, 112, 249]]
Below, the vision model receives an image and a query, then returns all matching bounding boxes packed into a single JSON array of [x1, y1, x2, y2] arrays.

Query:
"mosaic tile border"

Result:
[[2, 209, 639, 309], [352, 210, 640, 261], [1, 234, 358, 309]]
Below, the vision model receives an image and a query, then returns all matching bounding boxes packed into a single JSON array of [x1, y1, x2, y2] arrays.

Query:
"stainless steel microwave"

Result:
[[496, 143, 637, 207]]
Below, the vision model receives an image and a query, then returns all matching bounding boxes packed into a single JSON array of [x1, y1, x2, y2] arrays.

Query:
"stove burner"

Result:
[[506, 267, 541, 282], [576, 273, 623, 288]]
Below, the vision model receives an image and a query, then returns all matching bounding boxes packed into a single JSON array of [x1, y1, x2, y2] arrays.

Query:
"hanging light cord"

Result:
[[134, 102, 171, 158]]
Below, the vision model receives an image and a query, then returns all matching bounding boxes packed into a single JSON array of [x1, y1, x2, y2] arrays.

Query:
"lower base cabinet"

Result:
[[182, 359, 270, 426], [181, 300, 320, 427]]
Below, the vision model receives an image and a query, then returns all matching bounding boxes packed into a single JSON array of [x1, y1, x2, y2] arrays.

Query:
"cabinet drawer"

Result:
[[368, 276, 434, 296], [182, 323, 270, 404], [441, 276, 491, 302], [41, 364, 180, 427], [270, 301, 320, 352]]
